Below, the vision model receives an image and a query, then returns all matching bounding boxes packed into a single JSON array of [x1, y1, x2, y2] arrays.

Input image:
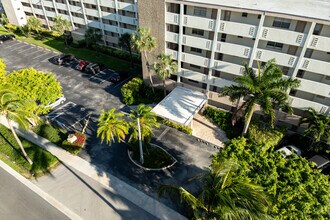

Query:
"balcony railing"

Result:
[[255, 49, 297, 67], [308, 35, 330, 52], [300, 58, 330, 76], [260, 27, 306, 46], [179, 68, 207, 82], [289, 96, 329, 113], [209, 76, 235, 88], [218, 21, 257, 38], [166, 49, 178, 60], [182, 35, 212, 50], [212, 60, 245, 76], [298, 78, 330, 98], [183, 15, 215, 31], [215, 42, 252, 58], [165, 31, 179, 44], [166, 12, 179, 25], [181, 52, 209, 68]]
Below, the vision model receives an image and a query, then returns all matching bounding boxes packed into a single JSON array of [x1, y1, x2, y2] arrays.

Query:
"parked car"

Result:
[[308, 155, 330, 169], [54, 54, 75, 65], [103, 69, 120, 82], [0, 34, 15, 43], [45, 96, 66, 109], [277, 145, 302, 158], [85, 63, 101, 75], [75, 60, 89, 71]]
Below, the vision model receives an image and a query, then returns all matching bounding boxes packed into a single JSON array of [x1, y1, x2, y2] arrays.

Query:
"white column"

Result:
[[248, 13, 265, 67], [64, 0, 75, 29], [52, 0, 59, 17], [79, 0, 88, 27], [28, 0, 36, 17], [40, 1, 51, 30], [114, 0, 122, 37], [176, 3, 184, 83], [96, 0, 106, 45], [206, 9, 221, 94]]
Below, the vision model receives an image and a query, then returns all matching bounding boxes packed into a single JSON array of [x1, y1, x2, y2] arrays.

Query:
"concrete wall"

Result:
[[138, 0, 166, 85], [2, 0, 27, 26]]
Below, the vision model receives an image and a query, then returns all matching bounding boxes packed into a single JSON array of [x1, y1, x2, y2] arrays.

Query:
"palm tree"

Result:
[[119, 33, 134, 68], [131, 27, 157, 90], [220, 59, 300, 135], [97, 108, 129, 145], [153, 53, 178, 97], [129, 104, 159, 164], [299, 108, 330, 144], [52, 16, 71, 35], [0, 90, 37, 164], [159, 160, 271, 219], [84, 28, 102, 48], [0, 13, 9, 25], [26, 17, 42, 34]]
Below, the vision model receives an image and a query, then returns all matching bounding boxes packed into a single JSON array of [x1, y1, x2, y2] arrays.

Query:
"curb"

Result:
[[0, 160, 82, 220]]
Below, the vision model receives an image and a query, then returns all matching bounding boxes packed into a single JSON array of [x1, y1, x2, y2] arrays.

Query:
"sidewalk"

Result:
[[0, 117, 186, 220]]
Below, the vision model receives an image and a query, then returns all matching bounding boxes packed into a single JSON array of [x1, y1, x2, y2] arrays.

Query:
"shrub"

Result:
[[203, 106, 242, 139], [157, 117, 192, 135], [121, 77, 143, 105], [91, 44, 140, 64], [33, 122, 66, 145], [4, 23, 17, 32]]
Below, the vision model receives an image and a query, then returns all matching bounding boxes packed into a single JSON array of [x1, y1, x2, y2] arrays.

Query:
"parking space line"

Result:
[[28, 50, 42, 56], [17, 46, 37, 54], [33, 52, 52, 60], [9, 44, 27, 51], [2, 41, 21, 48], [47, 102, 76, 120]]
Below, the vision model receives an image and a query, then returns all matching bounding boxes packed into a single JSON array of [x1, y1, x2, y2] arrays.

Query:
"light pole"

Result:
[[137, 113, 144, 164]]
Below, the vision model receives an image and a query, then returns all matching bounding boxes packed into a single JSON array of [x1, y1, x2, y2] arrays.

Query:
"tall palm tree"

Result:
[[299, 108, 330, 144], [119, 33, 134, 68], [52, 16, 71, 35], [153, 53, 178, 97], [0, 90, 37, 164], [220, 59, 300, 135], [129, 104, 159, 163], [84, 28, 102, 48], [159, 160, 271, 219], [97, 108, 129, 145], [131, 27, 157, 90], [26, 17, 42, 34]]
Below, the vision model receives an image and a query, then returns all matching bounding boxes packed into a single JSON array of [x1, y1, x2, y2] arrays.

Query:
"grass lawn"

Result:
[[0, 25, 141, 73], [0, 124, 59, 178]]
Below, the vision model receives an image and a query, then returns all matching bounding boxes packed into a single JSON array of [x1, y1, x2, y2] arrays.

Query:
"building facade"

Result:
[[2, 0, 138, 47], [138, 0, 330, 120]]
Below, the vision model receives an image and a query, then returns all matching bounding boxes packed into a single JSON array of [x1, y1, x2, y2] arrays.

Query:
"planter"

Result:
[[127, 143, 177, 171]]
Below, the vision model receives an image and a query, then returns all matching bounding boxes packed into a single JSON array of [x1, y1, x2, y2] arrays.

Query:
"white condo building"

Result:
[[2, 0, 330, 124]]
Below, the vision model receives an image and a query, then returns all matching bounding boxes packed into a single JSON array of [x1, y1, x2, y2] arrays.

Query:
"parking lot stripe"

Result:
[[47, 102, 77, 120], [17, 46, 37, 54], [2, 41, 20, 48], [33, 52, 52, 60], [10, 44, 29, 51]]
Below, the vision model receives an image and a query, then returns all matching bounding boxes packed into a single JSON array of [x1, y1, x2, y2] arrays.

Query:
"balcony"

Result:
[[298, 78, 330, 97], [69, 5, 81, 13], [117, 2, 136, 13], [215, 42, 252, 58], [118, 15, 137, 26], [181, 53, 209, 68], [183, 15, 215, 31], [72, 17, 85, 25], [260, 27, 306, 47], [85, 8, 99, 17], [289, 96, 329, 113], [300, 58, 330, 76], [43, 1, 53, 8], [165, 49, 178, 60], [119, 28, 134, 35], [209, 76, 234, 88], [100, 0, 115, 8], [212, 60, 245, 76], [308, 35, 330, 52], [166, 32, 179, 44], [255, 49, 297, 67], [102, 13, 116, 21], [179, 69, 207, 82], [22, 6, 33, 13], [55, 3, 67, 11], [182, 35, 212, 50], [219, 21, 257, 38], [166, 12, 179, 25], [103, 35, 118, 44], [103, 23, 119, 33]]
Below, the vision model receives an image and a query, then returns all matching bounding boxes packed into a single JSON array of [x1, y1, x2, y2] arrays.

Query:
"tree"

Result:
[[131, 27, 157, 90], [159, 160, 272, 220], [97, 108, 128, 145], [220, 59, 300, 135], [129, 104, 159, 163], [2, 68, 63, 114], [0, 13, 9, 25], [84, 28, 102, 48], [0, 58, 6, 78], [52, 16, 71, 35], [26, 16, 42, 34], [0, 90, 37, 164], [213, 137, 330, 219], [299, 107, 330, 144], [119, 33, 134, 68], [153, 53, 178, 97]]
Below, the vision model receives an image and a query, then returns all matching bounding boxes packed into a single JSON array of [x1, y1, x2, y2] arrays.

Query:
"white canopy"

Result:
[[152, 87, 207, 126]]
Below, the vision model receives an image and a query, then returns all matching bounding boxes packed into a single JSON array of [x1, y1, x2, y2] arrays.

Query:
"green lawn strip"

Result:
[[0, 152, 31, 178], [0, 124, 59, 177]]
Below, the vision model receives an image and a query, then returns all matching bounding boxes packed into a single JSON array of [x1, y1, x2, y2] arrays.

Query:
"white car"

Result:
[[45, 96, 66, 109], [277, 145, 302, 158], [308, 155, 330, 169]]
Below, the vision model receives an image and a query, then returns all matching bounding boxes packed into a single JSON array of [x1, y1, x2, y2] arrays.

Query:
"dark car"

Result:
[[103, 69, 120, 82], [75, 60, 90, 71], [54, 54, 75, 65], [85, 63, 101, 75], [0, 34, 15, 43]]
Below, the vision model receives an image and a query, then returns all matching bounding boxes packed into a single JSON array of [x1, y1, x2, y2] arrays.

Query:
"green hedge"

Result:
[[91, 44, 140, 64], [121, 77, 163, 105], [33, 122, 67, 145], [203, 106, 242, 139], [157, 117, 192, 135]]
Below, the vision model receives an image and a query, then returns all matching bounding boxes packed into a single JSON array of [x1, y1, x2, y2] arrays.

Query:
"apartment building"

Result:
[[138, 0, 330, 118], [2, 0, 138, 47]]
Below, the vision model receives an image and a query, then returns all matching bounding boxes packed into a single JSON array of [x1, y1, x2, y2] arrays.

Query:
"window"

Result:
[[325, 76, 330, 80], [296, 70, 304, 78], [282, 67, 290, 75], [316, 95, 325, 99], [289, 89, 297, 96], [188, 79, 199, 83], [190, 64, 201, 69], [194, 7, 207, 17], [272, 18, 291, 29], [237, 36, 243, 38], [257, 14, 261, 19], [191, 47, 202, 53], [192, 28, 204, 36], [220, 33, 226, 42], [242, 12, 248, 17], [266, 41, 283, 50], [313, 24, 323, 35]]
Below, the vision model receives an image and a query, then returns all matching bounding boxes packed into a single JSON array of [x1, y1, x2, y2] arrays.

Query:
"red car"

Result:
[[75, 60, 89, 71]]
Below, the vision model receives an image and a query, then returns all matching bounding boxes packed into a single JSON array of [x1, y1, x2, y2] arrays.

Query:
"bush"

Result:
[[247, 124, 286, 150], [203, 106, 242, 138], [33, 122, 66, 145], [91, 44, 140, 64], [4, 23, 17, 32], [158, 117, 192, 135]]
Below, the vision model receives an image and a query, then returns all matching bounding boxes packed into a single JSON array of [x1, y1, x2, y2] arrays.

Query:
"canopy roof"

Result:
[[152, 87, 207, 126]]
